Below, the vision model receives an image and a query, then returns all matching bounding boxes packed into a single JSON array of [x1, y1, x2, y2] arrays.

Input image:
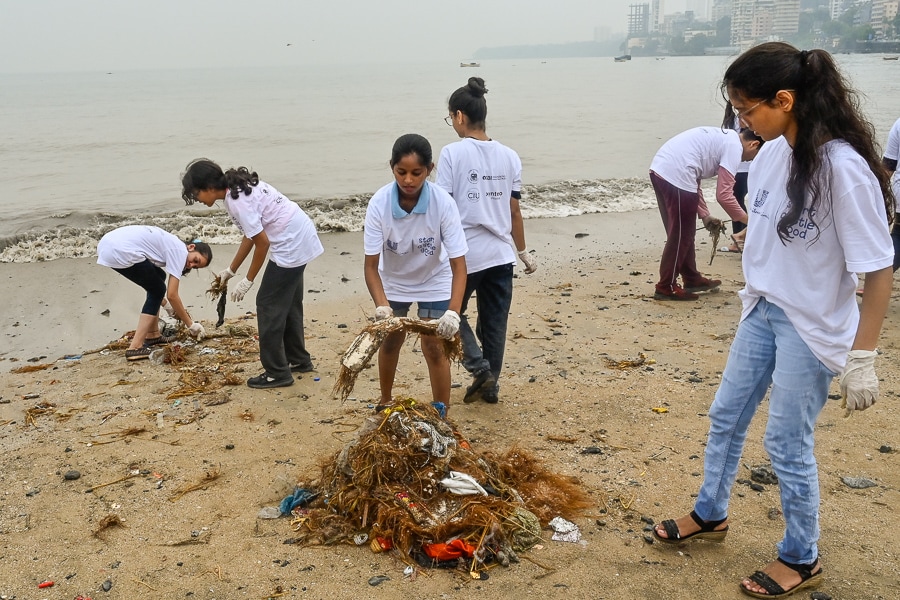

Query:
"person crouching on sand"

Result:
[[181, 159, 324, 389], [97, 225, 211, 361]]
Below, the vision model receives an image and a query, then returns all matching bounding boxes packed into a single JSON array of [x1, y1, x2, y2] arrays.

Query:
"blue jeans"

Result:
[[694, 298, 834, 564], [389, 299, 450, 319], [459, 263, 514, 387]]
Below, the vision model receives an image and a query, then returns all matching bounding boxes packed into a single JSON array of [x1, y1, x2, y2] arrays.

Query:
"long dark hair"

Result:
[[448, 77, 488, 129], [722, 42, 893, 242], [390, 133, 433, 168], [181, 158, 260, 205]]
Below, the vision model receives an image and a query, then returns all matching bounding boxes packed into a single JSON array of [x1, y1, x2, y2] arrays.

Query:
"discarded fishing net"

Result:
[[284, 398, 591, 577], [333, 318, 462, 402]]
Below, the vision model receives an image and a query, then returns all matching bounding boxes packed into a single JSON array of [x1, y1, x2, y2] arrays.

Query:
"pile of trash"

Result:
[[282, 397, 591, 577]]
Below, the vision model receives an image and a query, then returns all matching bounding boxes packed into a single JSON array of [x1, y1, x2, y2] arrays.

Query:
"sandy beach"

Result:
[[1, 209, 898, 599]]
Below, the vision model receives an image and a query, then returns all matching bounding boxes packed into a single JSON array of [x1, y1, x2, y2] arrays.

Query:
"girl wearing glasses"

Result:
[[435, 77, 536, 405], [653, 42, 894, 599], [364, 134, 468, 415], [181, 159, 324, 389]]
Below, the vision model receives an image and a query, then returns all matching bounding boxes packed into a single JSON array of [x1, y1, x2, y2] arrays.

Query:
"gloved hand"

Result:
[[218, 267, 235, 284], [839, 349, 878, 417], [374, 305, 393, 321], [436, 310, 460, 339], [161, 299, 177, 319], [518, 249, 538, 274], [230, 277, 254, 302], [188, 321, 206, 341]]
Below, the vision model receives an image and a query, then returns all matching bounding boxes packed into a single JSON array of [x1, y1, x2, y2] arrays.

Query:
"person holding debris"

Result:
[[650, 126, 761, 300], [653, 43, 894, 598], [96, 225, 212, 361], [364, 133, 468, 414], [436, 77, 535, 405], [181, 159, 323, 389]]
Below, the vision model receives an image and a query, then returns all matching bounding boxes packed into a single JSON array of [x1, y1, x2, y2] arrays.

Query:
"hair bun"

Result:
[[467, 77, 488, 97]]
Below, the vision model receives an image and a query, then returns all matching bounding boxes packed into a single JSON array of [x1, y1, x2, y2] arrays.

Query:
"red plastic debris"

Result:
[[38, 580, 54, 588]]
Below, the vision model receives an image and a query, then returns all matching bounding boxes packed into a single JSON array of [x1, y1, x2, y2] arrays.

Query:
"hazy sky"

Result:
[[0, 0, 652, 73]]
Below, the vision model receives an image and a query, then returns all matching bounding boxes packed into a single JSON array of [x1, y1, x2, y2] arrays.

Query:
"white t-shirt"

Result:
[[883, 117, 900, 212], [224, 181, 323, 268], [364, 181, 468, 302], [97, 225, 188, 280], [741, 136, 893, 372], [650, 126, 743, 192], [436, 138, 521, 273]]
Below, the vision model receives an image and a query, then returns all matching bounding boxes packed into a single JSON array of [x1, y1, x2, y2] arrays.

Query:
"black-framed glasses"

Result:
[[444, 114, 453, 126]]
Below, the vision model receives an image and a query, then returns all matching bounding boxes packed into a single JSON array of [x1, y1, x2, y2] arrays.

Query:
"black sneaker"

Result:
[[125, 347, 153, 361], [247, 372, 294, 389], [463, 370, 496, 403], [481, 388, 499, 404], [290, 363, 316, 373]]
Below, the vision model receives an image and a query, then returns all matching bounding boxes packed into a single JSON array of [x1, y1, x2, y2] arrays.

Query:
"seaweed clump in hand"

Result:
[[206, 275, 228, 328]]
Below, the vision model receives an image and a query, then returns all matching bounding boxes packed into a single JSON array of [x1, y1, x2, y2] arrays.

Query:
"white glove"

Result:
[[374, 305, 393, 321], [188, 321, 206, 341], [839, 349, 878, 416], [435, 310, 460, 339], [230, 277, 254, 302], [161, 299, 177, 319], [517, 249, 538, 274], [218, 267, 235, 284]]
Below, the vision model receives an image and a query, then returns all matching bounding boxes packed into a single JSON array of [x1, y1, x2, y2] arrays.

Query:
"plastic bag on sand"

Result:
[[549, 516, 581, 543]]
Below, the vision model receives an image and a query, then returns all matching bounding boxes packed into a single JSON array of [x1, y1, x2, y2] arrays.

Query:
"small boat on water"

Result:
[[884, 56, 899, 61], [460, 62, 480, 67], [614, 54, 632, 62]]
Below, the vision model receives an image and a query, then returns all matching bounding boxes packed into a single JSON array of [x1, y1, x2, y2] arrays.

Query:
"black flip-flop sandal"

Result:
[[741, 557, 823, 598], [652, 510, 728, 544]]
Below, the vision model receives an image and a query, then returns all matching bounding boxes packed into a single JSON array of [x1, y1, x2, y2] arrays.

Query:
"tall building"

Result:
[[686, 0, 712, 20], [712, 0, 733, 22], [871, 0, 900, 37], [773, 0, 801, 35], [829, 0, 856, 20], [731, 0, 801, 45], [628, 3, 652, 36]]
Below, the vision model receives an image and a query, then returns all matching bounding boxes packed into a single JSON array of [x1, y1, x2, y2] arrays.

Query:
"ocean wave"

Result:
[[0, 177, 655, 263]]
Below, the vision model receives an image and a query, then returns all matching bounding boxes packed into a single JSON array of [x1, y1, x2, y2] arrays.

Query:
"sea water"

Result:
[[2, 55, 898, 262]]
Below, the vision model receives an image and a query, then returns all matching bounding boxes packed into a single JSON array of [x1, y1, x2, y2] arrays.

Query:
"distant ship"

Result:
[[614, 54, 632, 62], [460, 62, 481, 67], [884, 56, 899, 61]]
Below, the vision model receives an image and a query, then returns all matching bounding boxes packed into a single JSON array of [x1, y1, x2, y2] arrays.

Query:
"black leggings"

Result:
[[114, 260, 166, 315]]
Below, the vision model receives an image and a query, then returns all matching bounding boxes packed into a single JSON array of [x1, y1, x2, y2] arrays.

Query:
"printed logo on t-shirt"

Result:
[[417, 236, 436, 256], [466, 189, 480, 203], [752, 188, 769, 212], [485, 191, 504, 199], [468, 170, 479, 183], [782, 207, 818, 240], [482, 174, 507, 181]]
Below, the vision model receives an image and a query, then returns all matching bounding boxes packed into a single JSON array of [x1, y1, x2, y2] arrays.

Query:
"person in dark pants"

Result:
[[181, 159, 323, 389], [97, 225, 211, 360], [436, 77, 537, 404]]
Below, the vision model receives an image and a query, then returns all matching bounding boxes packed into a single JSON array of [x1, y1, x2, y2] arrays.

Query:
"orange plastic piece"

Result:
[[422, 538, 476, 560]]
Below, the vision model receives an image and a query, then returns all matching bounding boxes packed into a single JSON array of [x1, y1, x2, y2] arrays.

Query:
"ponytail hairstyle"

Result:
[[722, 42, 893, 243], [181, 158, 260, 204], [448, 77, 489, 129]]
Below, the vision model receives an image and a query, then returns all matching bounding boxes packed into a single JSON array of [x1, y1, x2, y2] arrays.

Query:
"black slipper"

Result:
[[652, 510, 728, 544], [741, 557, 823, 598]]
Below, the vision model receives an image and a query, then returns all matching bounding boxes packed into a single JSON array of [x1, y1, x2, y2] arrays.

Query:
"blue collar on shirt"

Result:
[[391, 181, 431, 219]]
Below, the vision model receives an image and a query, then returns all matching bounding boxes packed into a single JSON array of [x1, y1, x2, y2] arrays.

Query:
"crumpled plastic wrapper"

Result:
[[549, 516, 581, 543]]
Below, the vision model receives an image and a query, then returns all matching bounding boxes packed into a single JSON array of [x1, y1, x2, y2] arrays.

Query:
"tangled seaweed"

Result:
[[287, 398, 590, 575], [333, 318, 462, 402]]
